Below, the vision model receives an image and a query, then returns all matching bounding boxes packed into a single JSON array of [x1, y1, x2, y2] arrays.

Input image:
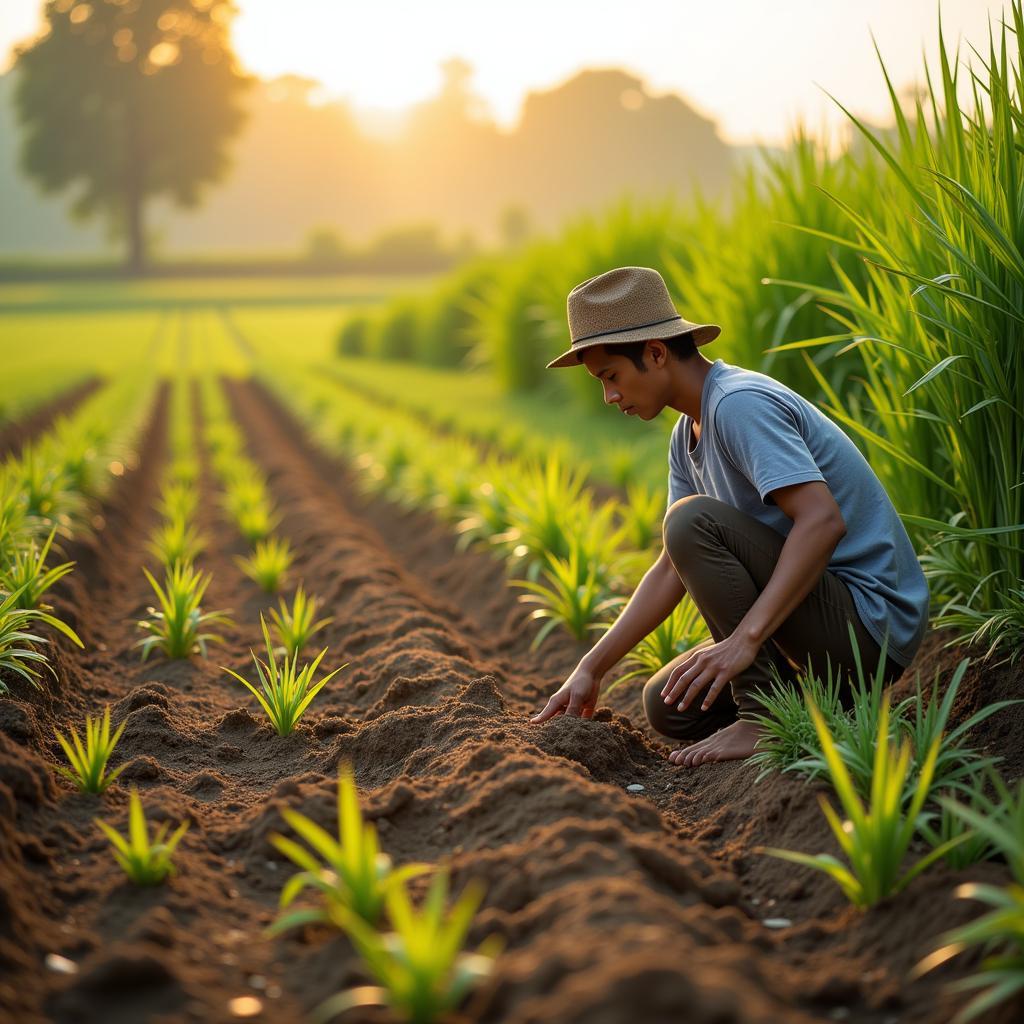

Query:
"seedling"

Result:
[[135, 563, 232, 660], [268, 763, 429, 933], [147, 513, 204, 568], [761, 695, 969, 907], [0, 524, 75, 610], [0, 582, 84, 693], [269, 584, 333, 660], [512, 545, 624, 648], [95, 788, 189, 885], [222, 615, 345, 736], [55, 705, 127, 794], [236, 536, 293, 593], [311, 868, 502, 1024]]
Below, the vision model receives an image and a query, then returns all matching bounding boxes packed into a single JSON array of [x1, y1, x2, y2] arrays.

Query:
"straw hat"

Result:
[[546, 266, 720, 369]]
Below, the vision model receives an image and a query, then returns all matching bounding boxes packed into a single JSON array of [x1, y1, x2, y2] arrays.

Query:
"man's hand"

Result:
[[660, 632, 760, 711], [530, 665, 601, 723]]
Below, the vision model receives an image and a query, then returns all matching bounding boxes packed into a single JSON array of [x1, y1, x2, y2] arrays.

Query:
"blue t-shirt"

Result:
[[667, 359, 929, 668]]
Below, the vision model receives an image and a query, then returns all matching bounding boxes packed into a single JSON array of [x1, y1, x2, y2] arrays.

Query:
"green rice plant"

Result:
[[454, 470, 516, 553], [783, 623, 912, 797], [135, 563, 232, 661], [167, 456, 200, 489], [512, 543, 625, 649], [940, 776, 1024, 883], [54, 705, 127, 794], [16, 449, 83, 530], [147, 513, 204, 568], [0, 582, 84, 693], [919, 883, 1024, 1024], [268, 763, 430, 934], [917, 773, 999, 871], [761, 694, 969, 908], [234, 501, 281, 545], [618, 481, 666, 552], [604, 597, 709, 698], [94, 788, 189, 886], [765, 6, 1024, 661], [268, 584, 333, 660], [748, 663, 847, 783], [311, 868, 502, 1024], [235, 536, 293, 593], [158, 480, 199, 521], [900, 659, 1018, 799], [0, 524, 75, 610], [222, 615, 345, 736]]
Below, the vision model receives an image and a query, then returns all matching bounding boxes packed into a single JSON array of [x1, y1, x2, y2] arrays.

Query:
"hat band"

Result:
[[573, 314, 683, 345]]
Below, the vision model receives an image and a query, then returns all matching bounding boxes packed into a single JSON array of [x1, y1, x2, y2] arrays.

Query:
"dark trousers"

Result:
[[642, 495, 906, 742]]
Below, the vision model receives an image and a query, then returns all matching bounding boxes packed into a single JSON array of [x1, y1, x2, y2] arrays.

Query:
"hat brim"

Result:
[[545, 318, 721, 369]]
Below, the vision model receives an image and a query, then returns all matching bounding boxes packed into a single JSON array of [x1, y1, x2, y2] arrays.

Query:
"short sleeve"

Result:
[[667, 416, 698, 509], [713, 389, 824, 504]]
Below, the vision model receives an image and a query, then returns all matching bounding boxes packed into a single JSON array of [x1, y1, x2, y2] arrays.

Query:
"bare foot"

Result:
[[667, 719, 765, 768]]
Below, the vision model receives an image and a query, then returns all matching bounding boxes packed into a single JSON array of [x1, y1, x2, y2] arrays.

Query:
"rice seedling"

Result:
[[761, 694, 969, 908], [917, 772, 999, 871], [0, 524, 75, 610], [0, 583, 84, 693], [748, 663, 846, 783], [234, 501, 281, 545], [235, 536, 293, 593], [221, 615, 345, 736], [311, 868, 502, 1024], [16, 449, 83, 529], [94, 788, 189, 886], [135, 563, 232, 661], [914, 777, 1024, 1022], [158, 480, 199, 521], [54, 705, 127, 794], [618, 481, 666, 552], [268, 763, 430, 934], [147, 513, 204, 568], [268, 584, 334, 660], [512, 544, 625, 649], [604, 597, 708, 697]]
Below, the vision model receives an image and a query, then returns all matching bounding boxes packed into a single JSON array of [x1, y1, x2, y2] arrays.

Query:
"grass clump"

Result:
[[54, 705, 126, 794], [269, 763, 430, 934], [222, 615, 345, 736], [0, 524, 75, 610], [135, 563, 232, 661], [311, 868, 502, 1024], [236, 536, 293, 593], [761, 694, 969, 908], [0, 582, 84, 692], [95, 788, 189, 885], [269, 584, 334, 660]]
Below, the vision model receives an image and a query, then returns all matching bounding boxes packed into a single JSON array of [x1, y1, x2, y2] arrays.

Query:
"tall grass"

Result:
[[768, 6, 1024, 661]]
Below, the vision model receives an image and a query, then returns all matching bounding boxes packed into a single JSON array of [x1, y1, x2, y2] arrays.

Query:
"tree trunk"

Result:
[[123, 95, 146, 276]]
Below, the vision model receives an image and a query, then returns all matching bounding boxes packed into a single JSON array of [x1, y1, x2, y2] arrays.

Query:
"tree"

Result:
[[12, 0, 252, 274]]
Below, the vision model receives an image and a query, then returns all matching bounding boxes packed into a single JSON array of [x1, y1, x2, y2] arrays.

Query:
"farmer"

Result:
[[530, 266, 929, 767]]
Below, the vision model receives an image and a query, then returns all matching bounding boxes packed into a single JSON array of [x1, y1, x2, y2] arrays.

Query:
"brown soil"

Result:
[[1, 376, 1022, 1024], [0, 377, 103, 459]]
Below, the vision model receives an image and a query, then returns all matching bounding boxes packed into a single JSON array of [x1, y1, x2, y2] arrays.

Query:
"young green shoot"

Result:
[[761, 694, 969, 908], [311, 868, 502, 1024], [55, 705, 127, 794], [235, 535, 294, 593], [135, 563, 232, 661], [222, 614, 345, 736], [95, 788, 189, 885], [269, 584, 334, 660], [147, 513, 204, 568], [0, 524, 75, 610], [0, 582, 84, 693], [268, 762, 430, 934]]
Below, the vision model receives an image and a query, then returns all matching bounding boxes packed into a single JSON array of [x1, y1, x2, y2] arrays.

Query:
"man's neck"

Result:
[[666, 355, 714, 425]]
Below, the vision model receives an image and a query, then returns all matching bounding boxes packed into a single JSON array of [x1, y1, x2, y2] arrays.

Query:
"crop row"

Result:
[[256, 360, 1024, 1021], [0, 370, 158, 690], [40, 367, 499, 1022]]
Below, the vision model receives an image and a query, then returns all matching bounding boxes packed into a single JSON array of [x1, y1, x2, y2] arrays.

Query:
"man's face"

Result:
[[581, 342, 664, 419]]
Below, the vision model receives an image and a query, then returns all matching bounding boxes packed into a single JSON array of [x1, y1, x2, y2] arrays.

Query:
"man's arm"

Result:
[[734, 480, 846, 647], [663, 479, 848, 711], [530, 548, 685, 723]]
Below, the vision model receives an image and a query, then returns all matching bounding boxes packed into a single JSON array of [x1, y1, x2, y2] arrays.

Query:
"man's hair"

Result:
[[577, 332, 698, 371]]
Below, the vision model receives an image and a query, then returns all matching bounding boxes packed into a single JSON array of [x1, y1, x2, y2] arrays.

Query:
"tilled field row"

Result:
[[0, 376, 987, 1024]]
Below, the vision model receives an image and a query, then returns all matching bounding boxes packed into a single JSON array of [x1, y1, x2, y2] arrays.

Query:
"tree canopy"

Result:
[[13, 0, 252, 272]]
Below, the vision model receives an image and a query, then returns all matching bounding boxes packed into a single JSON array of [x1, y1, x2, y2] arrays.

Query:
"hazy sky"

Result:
[[1, 1, 1011, 145]]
